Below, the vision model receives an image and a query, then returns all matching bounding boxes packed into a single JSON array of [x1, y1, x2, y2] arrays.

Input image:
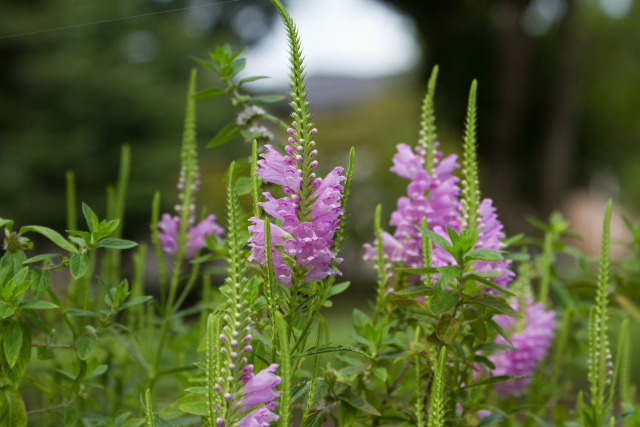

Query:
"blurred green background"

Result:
[[1, 0, 640, 293]]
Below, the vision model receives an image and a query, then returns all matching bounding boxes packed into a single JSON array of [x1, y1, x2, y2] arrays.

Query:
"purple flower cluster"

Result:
[[158, 213, 224, 259], [236, 364, 281, 426], [473, 199, 515, 289], [486, 298, 556, 397], [248, 137, 346, 285], [363, 143, 514, 291], [215, 308, 280, 427], [363, 143, 460, 269]]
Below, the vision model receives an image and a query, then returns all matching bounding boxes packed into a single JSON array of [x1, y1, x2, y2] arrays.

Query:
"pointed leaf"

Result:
[[416, 225, 452, 250], [239, 75, 270, 85], [76, 334, 97, 360], [434, 266, 462, 293], [252, 94, 285, 103], [395, 267, 439, 275], [95, 238, 138, 249], [431, 290, 460, 314], [69, 253, 89, 279], [0, 388, 27, 427], [30, 267, 50, 298], [436, 314, 463, 344], [19, 226, 77, 253], [338, 393, 381, 416], [467, 294, 519, 317], [193, 87, 225, 99], [20, 300, 58, 310], [3, 320, 23, 367], [0, 302, 15, 318], [392, 286, 434, 298], [465, 248, 502, 262], [463, 375, 531, 389], [207, 123, 242, 148], [290, 345, 371, 361]]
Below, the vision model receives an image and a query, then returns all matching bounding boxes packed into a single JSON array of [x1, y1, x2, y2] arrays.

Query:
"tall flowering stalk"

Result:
[[363, 67, 461, 276], [458, 81, 514, 289], [248, 1, 346, 286], [151, 69, 224, 379], [586, 200, 614, 424], [206, 162, 281, 427]]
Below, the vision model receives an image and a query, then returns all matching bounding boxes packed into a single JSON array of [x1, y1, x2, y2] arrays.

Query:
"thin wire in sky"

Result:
[[0, 0, 241, 40]]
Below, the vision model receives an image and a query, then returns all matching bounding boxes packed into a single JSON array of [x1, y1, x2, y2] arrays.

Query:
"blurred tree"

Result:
[[381, 0, 640, 231], [0, 0, 277, 231]]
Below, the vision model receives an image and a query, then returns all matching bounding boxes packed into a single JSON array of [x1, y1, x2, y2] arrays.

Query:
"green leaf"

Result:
[[392, 286, 434, 298], [252, 94, 285, 103], [431, 290, 460, 315], [20, 300, 58, 310], [95, 238, 138, 249], [119, 296, 153, 310], [463, 273, 515, 297], [0, 302, 15, 318], [290, 345, 371, 361], [179, 402, 208, 416], [88, 364, 108, 379], [340, 401, 357, 426], [64, 407, 78, 427], [23, 253, 63, 265], [395, 267, 439, 275], [30, 267, 50, 298], [231, 58, 246, 76], [0, 388, 27, 427], [76, 334, 97, 360], [69, 253, 89, 279], [415, 225, 452, 250], [19, 225, 77, 253], [82, 203, 97, 233], [207, 123, 242, 148], [434, 266, 462, 293], [239, 75, 270, 85], [1, 321, 31, 387], [236, 176, 252, 196], [192, 87, 225, 99], [487, 319, 513, 346], [3, 320, 23, 368], [465, 248, 502, 262], [394, 298, 436, 320], [37, 345, 54, 360], [436, 314, 463, 344], [338, 393, 381, 416], [467, 294, 519, 317], [327, 281, 350, 297], [477, 413, 506, 426], [462, 375, 531, 389], [0, 218, 14, 231], [65, 308, 99, 317]]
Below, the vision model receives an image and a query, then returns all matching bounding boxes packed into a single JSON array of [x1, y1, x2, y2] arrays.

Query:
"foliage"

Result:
[[0, 2, 639, 427]]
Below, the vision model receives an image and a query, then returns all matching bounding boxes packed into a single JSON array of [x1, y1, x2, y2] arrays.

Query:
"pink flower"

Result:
[[364, 144, 461, 271], [240, 364, 281, 411], [238, 404, 279, 427], [157, 213, 224, 259], [249, 143, 346, 284], [256, 144, 302, 192], [486, 298, 556, 397], [473, 199, 514, 291]]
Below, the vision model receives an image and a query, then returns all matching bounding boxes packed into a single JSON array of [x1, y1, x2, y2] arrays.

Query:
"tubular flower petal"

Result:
[[487, 298, 556, 397], [158, 213, 224, 259], [364, 144, 461, 272], [249, 143, 346, 284]]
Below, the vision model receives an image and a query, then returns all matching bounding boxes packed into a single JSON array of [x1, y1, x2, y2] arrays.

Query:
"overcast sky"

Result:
[[239, 0, 421, 88]]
